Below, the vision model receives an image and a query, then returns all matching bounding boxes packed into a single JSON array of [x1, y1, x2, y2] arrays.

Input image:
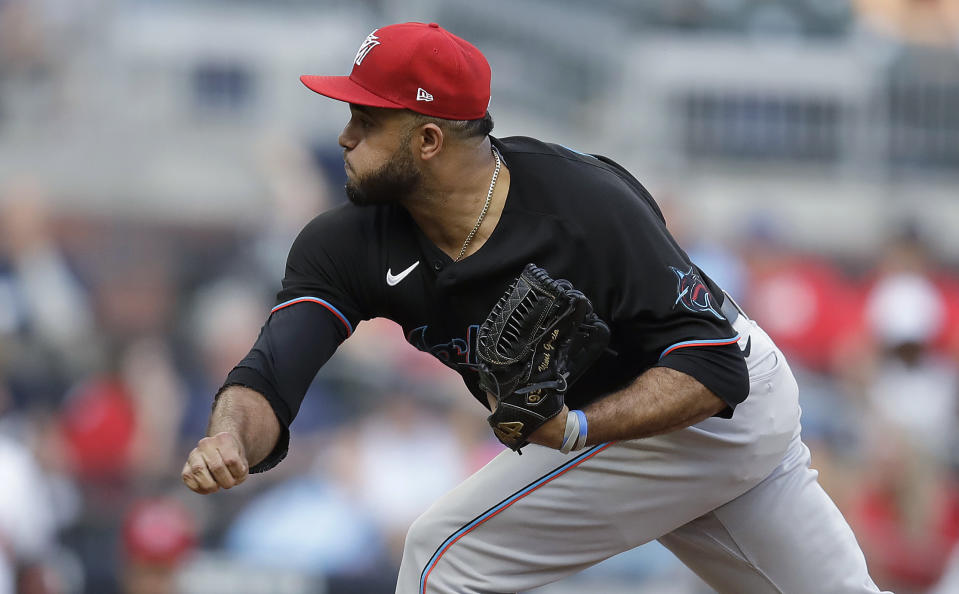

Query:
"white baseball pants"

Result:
[[396, 317, 887, 594]]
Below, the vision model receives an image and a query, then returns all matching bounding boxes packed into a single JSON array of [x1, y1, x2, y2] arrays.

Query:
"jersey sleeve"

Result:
[[274, 206, 378, 334], [220, 206, 378, 472], [590, 158, 749, 413], [221, 304, 346, 472]]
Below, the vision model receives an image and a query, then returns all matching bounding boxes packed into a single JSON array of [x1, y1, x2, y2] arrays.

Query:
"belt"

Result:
[[720, 292, 745, 325]]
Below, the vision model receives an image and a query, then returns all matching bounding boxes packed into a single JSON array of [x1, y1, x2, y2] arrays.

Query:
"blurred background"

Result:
[[1, 0, 959, 592]]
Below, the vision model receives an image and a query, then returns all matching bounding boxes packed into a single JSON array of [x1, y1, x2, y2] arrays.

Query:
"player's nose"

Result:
[[338, 127, 357, 152]]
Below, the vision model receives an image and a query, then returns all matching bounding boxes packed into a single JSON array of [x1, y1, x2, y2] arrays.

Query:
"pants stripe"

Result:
[[418, 442, 615, 594]]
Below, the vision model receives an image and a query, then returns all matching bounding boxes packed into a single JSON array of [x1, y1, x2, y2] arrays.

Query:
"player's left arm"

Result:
[[527, 366, 724, 448], [525, 161, 748, 448]]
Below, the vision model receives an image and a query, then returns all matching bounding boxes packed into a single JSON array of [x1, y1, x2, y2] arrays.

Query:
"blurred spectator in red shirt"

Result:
[[741, 222, 859, 372], [121, 497, 196, 594], [849, 434, 959, 592], [59, 377, 136, 482]]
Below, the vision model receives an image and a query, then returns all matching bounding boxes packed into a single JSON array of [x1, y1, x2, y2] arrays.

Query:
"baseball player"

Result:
[[182, 22, 887, 593]]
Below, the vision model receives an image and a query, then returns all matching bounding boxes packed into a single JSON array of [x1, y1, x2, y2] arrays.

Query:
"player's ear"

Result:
[[416, 122, 444, 161]]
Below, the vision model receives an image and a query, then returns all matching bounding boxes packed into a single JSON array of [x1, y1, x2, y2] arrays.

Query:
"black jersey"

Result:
[[226, 136, 749, 471]]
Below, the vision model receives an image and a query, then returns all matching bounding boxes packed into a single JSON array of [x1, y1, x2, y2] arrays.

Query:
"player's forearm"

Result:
[[208, 385, 281, 468], [582, 366, 725, 445]]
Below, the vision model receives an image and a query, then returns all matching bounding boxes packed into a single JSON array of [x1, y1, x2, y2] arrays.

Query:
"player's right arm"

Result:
[[181, 385, 277, 494], [180, 298, 350, 493], [182, 208, 374, 494]]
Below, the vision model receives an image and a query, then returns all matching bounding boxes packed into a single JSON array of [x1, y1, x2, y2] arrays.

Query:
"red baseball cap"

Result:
[[301, 22, 491, 120], [123, 498, 196, 566]]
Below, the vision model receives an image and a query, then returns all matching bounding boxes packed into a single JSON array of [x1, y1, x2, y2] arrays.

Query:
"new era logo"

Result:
[[416, 88, 434, 102]]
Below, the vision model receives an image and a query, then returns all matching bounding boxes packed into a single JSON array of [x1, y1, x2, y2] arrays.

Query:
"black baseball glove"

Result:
[[477, 264, 610, 452]]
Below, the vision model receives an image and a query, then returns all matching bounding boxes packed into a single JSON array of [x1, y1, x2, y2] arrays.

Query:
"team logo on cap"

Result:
[[354, 30, 380, 66]]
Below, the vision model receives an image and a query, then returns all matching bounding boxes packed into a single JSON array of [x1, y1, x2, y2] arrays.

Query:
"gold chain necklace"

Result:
[[455, 147, 501, 262]]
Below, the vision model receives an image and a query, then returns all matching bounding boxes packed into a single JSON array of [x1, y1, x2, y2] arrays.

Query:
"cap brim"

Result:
[[300, 75, 403, 109]]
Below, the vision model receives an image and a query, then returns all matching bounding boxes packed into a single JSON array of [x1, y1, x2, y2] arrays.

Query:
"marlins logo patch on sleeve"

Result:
[[669, 265, 725, 320]]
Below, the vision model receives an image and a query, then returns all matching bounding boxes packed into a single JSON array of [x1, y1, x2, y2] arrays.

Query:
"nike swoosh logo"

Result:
[[386, 260, 420, 286], [740, 336, 752, 358]]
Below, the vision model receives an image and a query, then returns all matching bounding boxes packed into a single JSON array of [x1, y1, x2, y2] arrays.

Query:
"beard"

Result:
[[345, 144, 422, 206]]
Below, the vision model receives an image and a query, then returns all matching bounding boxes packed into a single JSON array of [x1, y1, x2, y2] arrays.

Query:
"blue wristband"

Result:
[[573, 409, 588, 449]]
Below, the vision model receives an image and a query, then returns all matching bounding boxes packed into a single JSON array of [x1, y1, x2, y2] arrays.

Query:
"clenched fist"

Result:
[[181, 431, 249, 494]]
